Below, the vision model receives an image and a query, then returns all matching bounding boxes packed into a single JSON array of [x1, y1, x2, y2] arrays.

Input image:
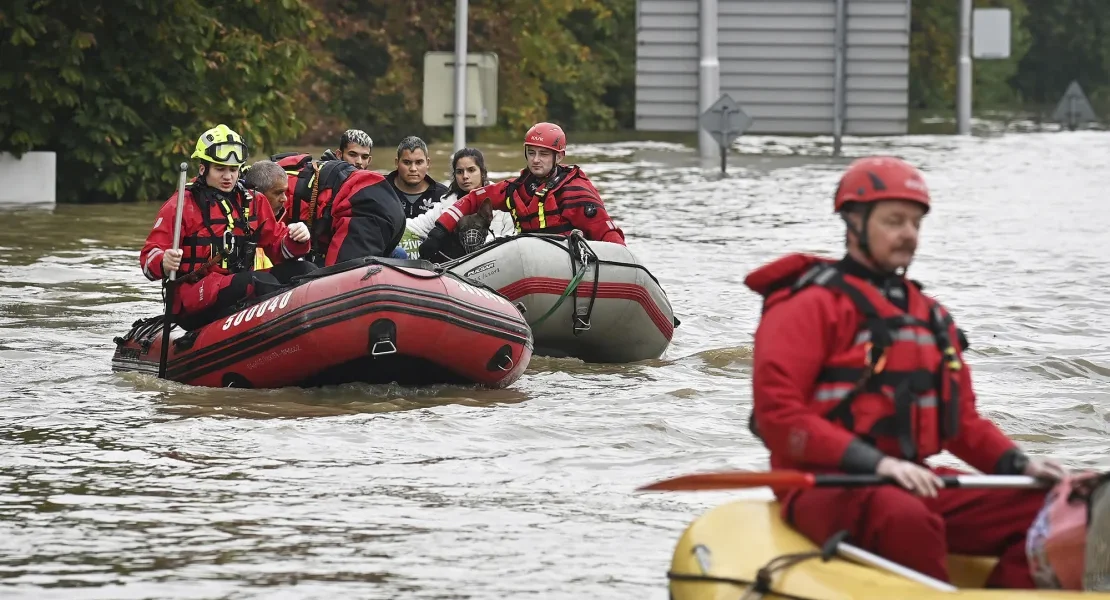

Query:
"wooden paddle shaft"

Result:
[[169, 162, 188, 283], [157, 162, 189, 379]]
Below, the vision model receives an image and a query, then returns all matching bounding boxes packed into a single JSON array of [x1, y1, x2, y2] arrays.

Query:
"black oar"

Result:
[[636, 469, 1049, 492]]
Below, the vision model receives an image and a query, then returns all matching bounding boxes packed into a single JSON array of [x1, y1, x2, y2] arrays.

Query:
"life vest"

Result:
[[501, 166, 589, 235], [272, 152, 313, 206], [747, 254, 966, 463], [178, 182, 260, 276], [272, 152, 313, 179], [254, 248, 273, 270], [290, 160, 358, 259]]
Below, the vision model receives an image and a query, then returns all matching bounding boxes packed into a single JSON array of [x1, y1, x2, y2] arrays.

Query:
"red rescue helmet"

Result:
[[523, 122, 567, 153], [833, 156, 931, 214]]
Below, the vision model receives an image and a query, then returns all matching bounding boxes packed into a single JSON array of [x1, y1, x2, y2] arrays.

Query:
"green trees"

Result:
[[0, 0, 319, 203], [3, 0, 1110, 203], [1012, 0, 1110, 112], [909, 0, 1110, 116], [909, 0, 1030, 111], [302, 0, 636, 142], [0, 0, 637, 202]]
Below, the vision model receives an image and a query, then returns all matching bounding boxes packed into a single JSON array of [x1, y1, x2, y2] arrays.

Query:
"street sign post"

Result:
[[973, 8, 1011, 59], [698, 93, 753, 174], [1051, 81, 1098, 131], [422, 52, 499, 129]]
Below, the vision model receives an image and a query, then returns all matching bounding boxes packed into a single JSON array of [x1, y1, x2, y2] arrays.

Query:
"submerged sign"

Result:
[[1051, 81, 1099, 131], [698, 94, 753, 174]]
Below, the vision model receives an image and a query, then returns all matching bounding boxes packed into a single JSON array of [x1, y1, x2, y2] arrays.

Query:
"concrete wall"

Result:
[[0, 152, 57, 205]]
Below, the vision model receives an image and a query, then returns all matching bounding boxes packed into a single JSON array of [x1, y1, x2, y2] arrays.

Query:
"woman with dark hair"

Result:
[[401, 147, 514, 257]]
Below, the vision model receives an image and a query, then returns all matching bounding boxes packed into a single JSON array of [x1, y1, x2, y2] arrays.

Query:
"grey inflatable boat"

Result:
[[444, 234, 677, 363]]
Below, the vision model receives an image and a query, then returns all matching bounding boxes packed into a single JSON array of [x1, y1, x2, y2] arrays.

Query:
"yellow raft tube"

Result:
[[668, 500, 1110, 600]]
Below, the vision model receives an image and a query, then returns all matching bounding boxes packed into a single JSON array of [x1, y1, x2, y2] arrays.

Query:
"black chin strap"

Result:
[[843, 203, 907, 277], [841, 204, 874, 256]]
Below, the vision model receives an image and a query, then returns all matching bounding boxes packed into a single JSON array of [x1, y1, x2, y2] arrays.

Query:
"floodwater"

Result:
[[1, 132, 1108, 599]]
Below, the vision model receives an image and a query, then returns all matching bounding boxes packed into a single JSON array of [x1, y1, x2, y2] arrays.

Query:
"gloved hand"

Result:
[[287, 222, 310, 243], [162, 249, 183, 273], [390, 246, 408, 259], [418, 223, 450, 260]]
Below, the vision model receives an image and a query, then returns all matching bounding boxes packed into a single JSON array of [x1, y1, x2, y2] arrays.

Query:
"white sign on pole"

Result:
[[973, 8, 1011, 59], [422, 52, 499, 128]]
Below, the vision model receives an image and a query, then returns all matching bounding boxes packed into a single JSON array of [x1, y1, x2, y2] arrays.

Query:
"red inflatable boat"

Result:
[[111, 257, 533, 389]]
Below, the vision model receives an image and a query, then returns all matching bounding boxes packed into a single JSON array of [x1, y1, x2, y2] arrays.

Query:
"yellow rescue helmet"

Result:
[[191, 124, 247, 166]]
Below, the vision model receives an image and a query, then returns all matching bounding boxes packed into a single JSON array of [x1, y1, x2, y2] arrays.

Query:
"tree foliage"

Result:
[[4, 0, 1110, 203], [302, 0, 636, 146], [909, 0, 1030, 110], [0, 0, 320, 203], [1011, 0, 1110, 112]]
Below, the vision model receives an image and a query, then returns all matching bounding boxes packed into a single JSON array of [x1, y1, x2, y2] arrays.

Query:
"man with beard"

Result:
[[386, 136, 449, 219], [742, 156, 1066, 589]]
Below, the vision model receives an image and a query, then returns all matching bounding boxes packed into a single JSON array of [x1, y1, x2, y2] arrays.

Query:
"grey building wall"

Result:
[[635, 0, 910, 135]]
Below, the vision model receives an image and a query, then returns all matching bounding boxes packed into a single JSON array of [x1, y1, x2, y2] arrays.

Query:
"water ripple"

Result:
[[0, 132, 1108, 598]]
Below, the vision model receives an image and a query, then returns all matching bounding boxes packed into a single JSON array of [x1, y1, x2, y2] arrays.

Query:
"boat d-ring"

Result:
[[371, 340, 397, 356], [368, 319, 398, 357], [498, 354, 515, 372]]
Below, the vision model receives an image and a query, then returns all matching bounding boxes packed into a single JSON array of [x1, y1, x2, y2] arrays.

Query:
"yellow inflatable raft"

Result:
[[668, 499, 1110, 599]]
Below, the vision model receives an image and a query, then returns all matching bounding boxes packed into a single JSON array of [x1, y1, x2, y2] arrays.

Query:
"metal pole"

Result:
[[698, 0, 720, 162], [453, 0, 468, 152], [832, 0, 847, 155], [956, 0, 972, 135], [719, 107, 729, 174], [839, 542, 958, 592]]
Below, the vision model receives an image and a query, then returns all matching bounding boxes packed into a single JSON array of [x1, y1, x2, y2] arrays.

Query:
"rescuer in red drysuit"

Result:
[[140, 124, 313, 330], [417, 122, 625, 259], [745, 155, 1068, 588]]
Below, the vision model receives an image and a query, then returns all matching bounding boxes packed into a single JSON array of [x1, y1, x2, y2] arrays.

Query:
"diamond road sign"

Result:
[[1051, 81, 1099, 131], [699, 94, 753, 148]]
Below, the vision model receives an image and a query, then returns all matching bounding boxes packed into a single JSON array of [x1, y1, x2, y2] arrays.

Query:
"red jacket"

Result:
[[434, 165, 625, 244], [746, 253, 1017, 476], [139, 182, 309, 314], [287, 160, 406, 266]]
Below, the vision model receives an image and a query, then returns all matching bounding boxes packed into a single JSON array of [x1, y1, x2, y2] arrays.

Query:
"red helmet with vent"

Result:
[[523, 122, 567, 153], [833, 156, 931, 213]]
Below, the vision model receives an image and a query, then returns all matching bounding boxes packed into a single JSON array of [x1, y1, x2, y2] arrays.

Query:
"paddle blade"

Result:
[[636, 470, 816, 492]]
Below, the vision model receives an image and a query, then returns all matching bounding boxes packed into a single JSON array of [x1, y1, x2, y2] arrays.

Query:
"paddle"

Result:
[[644, 471, 981, 592], [833, 535, 957, 592], [158, 162, 189, 379], [636, 469, 1049, 492]]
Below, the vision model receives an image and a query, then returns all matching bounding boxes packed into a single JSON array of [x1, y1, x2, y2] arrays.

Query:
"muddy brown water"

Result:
[[0, 132, 1108, 598]]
